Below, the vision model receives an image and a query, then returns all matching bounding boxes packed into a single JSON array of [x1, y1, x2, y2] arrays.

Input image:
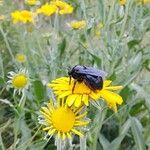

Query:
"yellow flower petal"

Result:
[[67, 133, 71, 139], [82, 95, 89, 106], [74, 121, 89, 126], [66, 94, 78, 106], [71, 129, 83, 137], [104, 80, 112, 87], [58, 91, 72, 98], [48, 129, 56, 136], [62, 133, 66, 140], [100, 90, 123, 105], [74, 95, 82, 107]]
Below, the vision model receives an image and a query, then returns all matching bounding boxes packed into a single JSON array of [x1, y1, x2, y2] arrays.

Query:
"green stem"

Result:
[[0, 133, 5, 150], [18, 91, 26, 108], [0, 53, 4, 78], [90, 109, 107, 150], [0, 25, 17, 66], [80, 136, 86, 150]]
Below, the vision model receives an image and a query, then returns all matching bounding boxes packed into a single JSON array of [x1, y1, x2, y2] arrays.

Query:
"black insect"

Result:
[[68, 65, 107, 93]]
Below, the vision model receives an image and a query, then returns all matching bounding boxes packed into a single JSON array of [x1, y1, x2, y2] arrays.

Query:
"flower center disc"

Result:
[[52, 107, 75, 132], [12, 75, 28, 88]]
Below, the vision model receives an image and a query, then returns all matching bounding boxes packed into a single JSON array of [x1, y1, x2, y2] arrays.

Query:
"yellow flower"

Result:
[[48, 77, 123, 112], [0, 0, 3, 6], [20, 10, 33, 23], [15, 53, 26, 63], [7, 70, 30, 94], [37, 3, 57, 16], [39, 99, 89, 140], [95, 23, 103, 37], [97, 23, 104, 29], [11, 10, 33, 24], [69, 20, 86, 29], [118, 0, 126, 5], [51, 0, 73, 15], [11, 11, 22, 24], [95, 30, 101, 37], [25, 0, 39, 5], [143, 0, 150, 3]]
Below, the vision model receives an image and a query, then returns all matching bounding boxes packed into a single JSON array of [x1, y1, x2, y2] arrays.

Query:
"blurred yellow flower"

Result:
[[95, 23, 103, 37], [0, 0, 3, 6], [143, 0, 150, 3], [7, 70, 30, 94], [118, 0, 126, 5], [48, 77, 123, 112], [37, 3, 57, 16], [97, 23, 104, 29], [25, 0, 39, 5], [11, 10, 33, 24], [39, 99, 89, 140], [95, 30, 101, 37], [20, 10, 34, 23], [15, 53, 26, 63], [51, 0, 73, 15], [69, 20, 86, 29], [0, 15, 5, 21], [11, 11, 21, 24]]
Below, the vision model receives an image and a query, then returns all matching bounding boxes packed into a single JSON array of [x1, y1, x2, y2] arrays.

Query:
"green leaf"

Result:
[[120, 119, 131, 135], [0, 77, 4, 86], [128, 40, 141, 49], [33, 80, 45, 102], [87, 50, 102, 66], [58, 38, 66, 57], [130, 117, 146, 150], [105, 135, 125, 150], [99, 134, 110, 150]]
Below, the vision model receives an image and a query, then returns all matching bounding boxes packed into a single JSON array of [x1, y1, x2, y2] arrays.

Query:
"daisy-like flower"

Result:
[[51, 0, 74, 15], [11, 10, 34, 24], [68, 20, 86, 29], [7, 69, 30, 94], [48, 77, 123, 112], [39, 99, 89, 140], [15, 53, 26, 63], [36, 3, 57, 16], [118, 0, 126, 5]]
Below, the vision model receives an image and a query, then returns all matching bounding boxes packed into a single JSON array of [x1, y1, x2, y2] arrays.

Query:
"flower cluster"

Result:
[[39, 68, 123, 141], [11, 0, 74, 24], [11, 10, 34, 24], [36, 0, 74, 16]]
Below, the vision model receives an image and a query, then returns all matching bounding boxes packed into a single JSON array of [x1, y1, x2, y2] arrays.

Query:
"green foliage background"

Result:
[[0, 0, 150, 149]]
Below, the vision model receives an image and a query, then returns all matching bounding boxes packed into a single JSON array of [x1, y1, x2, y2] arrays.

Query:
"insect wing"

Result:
[[75, 66, 107, 79], [84, 75, 103, 90]]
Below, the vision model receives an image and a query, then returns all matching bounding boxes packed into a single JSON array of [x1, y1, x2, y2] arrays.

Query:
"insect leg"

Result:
[[72, 80, 77, 93], [69, 76, 72, 85]]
